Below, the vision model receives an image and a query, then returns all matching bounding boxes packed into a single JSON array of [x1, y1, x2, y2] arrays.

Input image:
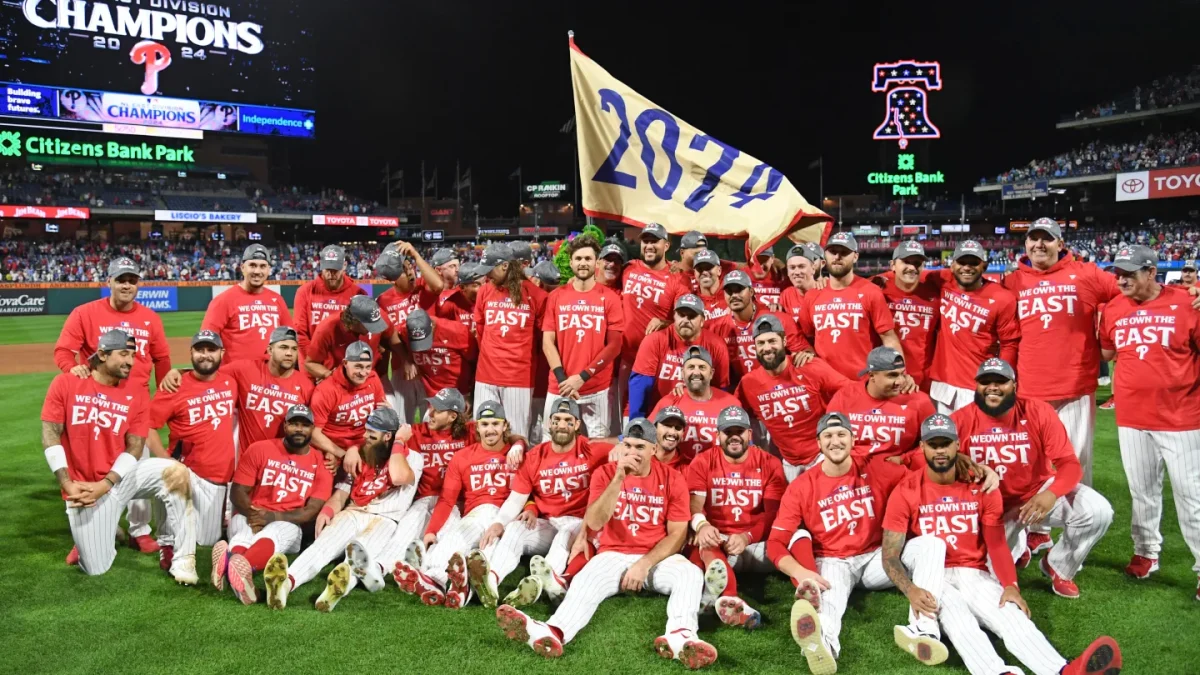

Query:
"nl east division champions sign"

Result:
[[872, 60, 942, 149]]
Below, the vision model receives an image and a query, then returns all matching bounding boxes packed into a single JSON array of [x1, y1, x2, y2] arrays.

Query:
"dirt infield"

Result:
[[0, 337, 194, 376]]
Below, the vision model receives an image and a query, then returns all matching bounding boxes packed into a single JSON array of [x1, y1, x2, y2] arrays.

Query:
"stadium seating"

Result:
[[980, 129, 1200, 184], [1065, 67, 1200, 121]]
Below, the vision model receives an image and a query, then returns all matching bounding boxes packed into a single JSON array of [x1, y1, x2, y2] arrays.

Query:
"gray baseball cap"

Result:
[[817, 411, 853, 436], [694, 249, 720, 269], [975, 357, 1016, 382], [406, 308, 434, 352], [285, 404, 314, 424], [1028, 217, 1063, 240], [374, 249, 404, 281], [348, 295, 389, 333], [429, 388, 467, 414], [805, 242, 824, 260], [242, 243, 272, 263], [952, 240, 986, 262], [892, 240, 926, 261], [600, 243, 627, 263], [641, 222, 668, 240], [674, 293, 704, 316], [319, 245, 347, 271], [723, 269, 753, 290], [429, 248, 457, 267], [826, 232, 858, 252], [717, 406, 752, 432], [476, 243, 514, 273], [752, 314, 786, 338], [269, 326, 298, 345], [654, 406, 686, 426], [97, 328, 136, 352], [547, 397, 581, 421], [477, 399, 506, 420], [344, 340, 374, 363], [1184, 260, 1198, 272], [1111, 245, 1157, 273], [366, 406, 401, 433], [528, 260, 561, 286], [920, 414, 958, 442], [683, 345, 713, 367], [457, 262, 484, 285], [680, 231, 708, 249], [787, 243, 822, 263], [107, 257, 141, 280], [191, 329, 223, 349], [858, 346, 905, 377], [509, 241, 534, 263], [623, 417, 658, 443]]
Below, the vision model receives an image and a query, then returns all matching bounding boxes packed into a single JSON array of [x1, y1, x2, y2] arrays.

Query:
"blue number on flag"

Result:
[[634, 109, 683, 199], [592, 88, 637, 189], [730, 162, 783, 209], [684, 134, 740, 212]]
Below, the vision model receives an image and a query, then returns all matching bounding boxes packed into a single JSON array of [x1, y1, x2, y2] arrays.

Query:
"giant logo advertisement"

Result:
[[0, 289, 48, 315], [1116, 167, 1200, 201]]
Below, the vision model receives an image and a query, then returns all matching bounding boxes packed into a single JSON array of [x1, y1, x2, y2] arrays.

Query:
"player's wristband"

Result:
[[691, 513, 710, 532], [110, 452, 138, 479], [553, 367, 567, 384], [578, 370, 591, 383], [320, 506, 334, 519], [44, 444, 67, 474]]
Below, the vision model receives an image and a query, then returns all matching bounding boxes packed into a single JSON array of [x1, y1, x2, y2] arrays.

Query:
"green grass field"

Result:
[[2, 312, 1195, 674]]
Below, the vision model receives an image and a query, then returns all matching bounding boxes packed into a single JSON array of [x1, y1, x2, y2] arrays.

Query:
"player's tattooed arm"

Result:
[[123, 433, 146, 460], [881, 529, 915, 595], [41, 421, 64, 449]]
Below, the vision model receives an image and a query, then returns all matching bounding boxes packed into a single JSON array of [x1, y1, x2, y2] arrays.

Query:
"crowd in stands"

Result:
[[249, 186, 386, 215], [1068, 67, 1200, 121], [1066, 223, 1200, 264], [982, 129, 1200, 184]]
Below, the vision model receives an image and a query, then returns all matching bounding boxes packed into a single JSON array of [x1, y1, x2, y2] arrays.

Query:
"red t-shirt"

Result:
[[708, 311, 811, 381], [826, 383, 936, 460], [676, 260, 741, 295], [1003, 255, 1120, 400], [930, 278, 1021, 389], [306, 313, 393, 372], [590, 459, 690, 555], [233, 439, 333, 512], [700, 291, 730, 322], [200, 285, 292, 364], [779, 286, 808, 326], [1099, 285, 1200, 431], [631, 326, 731, 405], [798, 275, 896, 380], [880, 275, 940, 388], [620, 261, 684, 362], [686, 446, 786, 539], [407, 421, 478, 499], [293, 277, 366, 353], [378, 281, 440, 373], [407, 317, 473, 397], [473, 281, 547, 389], [426, 442, 514, 534], [310, 368, 389, 450], [42, 374, 150, 494], [436, 288, 478, 339], [513, 437, 612, 518], [770, 457, 908, 559], [226, 359, 315, 448], [884, 470, 1005, 572], [542, 282, 625, 396], [347, 461, 396, 507], [736, 359, 850, 466], [649, 389, 742, 462], [748, 266, 788, 312], [53, 299, 171, 391], [149, 371, 239, 483]]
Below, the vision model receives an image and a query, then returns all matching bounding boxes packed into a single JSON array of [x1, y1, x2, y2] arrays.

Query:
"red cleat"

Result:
[[1041, 556, 1080, 599], [1098, 398, 1115, 410], [158, 545, 174, 571], [393, 561, 420, 594], [1062, 636, 1121, 675], [65, 546, 79, 566], [1017, 547, 1032, 569], [1124, 555, 1159, 579], [795, 577, 823, 610], [1026, 532, 1053, 555], [129, 535, 160, 554]]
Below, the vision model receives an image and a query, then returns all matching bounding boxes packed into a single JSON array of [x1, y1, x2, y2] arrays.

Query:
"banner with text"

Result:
[[155, 210, 258, 223], [312, 215, 402, 227], [101, 286, 177, 312], [1001, 180, 1049, 200], [0, 288, 47, 315], [0, 205, 89, 219], [568, 35, 830, 256], [1115, 167, 1200, 201]]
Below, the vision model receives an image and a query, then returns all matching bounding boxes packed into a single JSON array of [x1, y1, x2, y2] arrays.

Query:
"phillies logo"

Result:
[[130, 41, 172, 95]]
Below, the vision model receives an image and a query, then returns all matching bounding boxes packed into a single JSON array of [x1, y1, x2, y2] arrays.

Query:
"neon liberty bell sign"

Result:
[[872, 60, 942, 149]]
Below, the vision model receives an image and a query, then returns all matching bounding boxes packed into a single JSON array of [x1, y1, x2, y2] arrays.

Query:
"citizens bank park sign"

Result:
[[1116, 167, 1200, 202]]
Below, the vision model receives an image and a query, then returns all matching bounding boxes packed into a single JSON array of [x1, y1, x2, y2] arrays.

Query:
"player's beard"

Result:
[[686, 373, 709, 395], [827, 261, 852, 280], [975, 390, 1016, 417], [642, 246, 663, 266], [574, 265, 594, 282], [721, 435, 749, 460], [756, 347, 787, 371], [675, 321, 698, 340], [925, 451, 956, 474], [362, 437, 393, 468], [193, 355, 222, 376], [550, 427, 575, 447], [284, 430, 311, 451]]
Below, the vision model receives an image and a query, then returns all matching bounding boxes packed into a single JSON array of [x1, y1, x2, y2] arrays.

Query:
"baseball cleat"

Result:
[[159, 545, 174, 572], [170, 554, 198, 586], [893, 625, 949, 666], [1098, 398, 1115, 410], [129, 534, 161, 554], [1041, 556, 1080, 599], [791, 598, 836, 674], [1062, 635, 1121, 675], [503, 575, 544, 609], [654, 629, 718, 669], [1124, 555, 1159, 579], [700, 559, 728, 613], [263, 553, 290, 610], [227, 553, 257, 605], [413, 568, 446, 606], [795, 577, 823, 610], [316, 562, 355, 613], [496, 604, 563, 658], [405, 539, 425, 569], [716, 596, 761, 630], [1016, 546, 1032, 569], [393, 560, 420, 594], [446, 552, 471, 608], [466, 550, 500, 609], [529, 555, 567, 602], [346, 540, 384, 593], [1026, 532, 1053, 555], [210, 540, 228, 590], [65, 546, 79, 566]]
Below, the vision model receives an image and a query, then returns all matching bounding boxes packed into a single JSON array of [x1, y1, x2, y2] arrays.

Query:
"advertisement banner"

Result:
[[312, 215, 400, 227], [1116, 167, 1200, 201], [238, 105, 316, 138], [0, 82, 58, 118], [478, 228, 510, 236], [1001, 180, 1049, 200], [519, 226, 560, 236], [59, 90, 237, 132], [1115, 171, 1149, 201], [0, 204, 89, 219], [155, 210, 258, 223], [101, 286, 177, 312], [0, 288, 47, 315], [526, 181, 569, 199]]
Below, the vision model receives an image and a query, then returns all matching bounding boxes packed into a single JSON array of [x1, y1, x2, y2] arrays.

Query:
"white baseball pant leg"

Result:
[[1119, 427, 1200, 573], [154, 472, 226, 548], [544, 516, 584, 574], [529, 397, 546, 445], [376, 495, 444, 571], [289, 510, 397, 589], [548, 551, 702, 644], [616, 359, 632, 436], [857, 537, 946, 638], [227, 514, 303, 555], [1050, 393, 1095, 486], [726, 541, 774, 575], [475, 382, 533, 440], [125, 442, 153, 538], [940, 567, 1067, 675], [930, 381, 975, 416], [482, 518, 557, 582], [544, 388, 610, 440], [69, 458, 198, 576], [783, 455, 824, 483], [423, 504, 500, 587], [1004, 480, 1113, 580], [811, 550, 873, 658], [389, 373, 425, 424]]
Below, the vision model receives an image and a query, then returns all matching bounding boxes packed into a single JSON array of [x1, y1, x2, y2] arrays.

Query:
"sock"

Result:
[[692, 546, 738, 596], [243, 539, 276, 571], [564, 551, 588, 580], [231, 545, 247, 555], [549, 625, 564, 641], [788, 538, 817, 582]]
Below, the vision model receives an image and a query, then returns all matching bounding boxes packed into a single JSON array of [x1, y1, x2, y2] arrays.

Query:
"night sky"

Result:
[[288, 0, 1200, 215]]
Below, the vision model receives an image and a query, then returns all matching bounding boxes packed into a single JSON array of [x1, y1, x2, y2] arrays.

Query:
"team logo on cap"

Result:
[[927, 417, 951, 429], [981, 359, 1004, 371], [324, 250, 339, 260], [410, 325, 428, 340]]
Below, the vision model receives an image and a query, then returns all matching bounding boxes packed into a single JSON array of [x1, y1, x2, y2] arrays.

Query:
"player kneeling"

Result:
[[210, 405, 333, 606], [495, 419, 718, 669]]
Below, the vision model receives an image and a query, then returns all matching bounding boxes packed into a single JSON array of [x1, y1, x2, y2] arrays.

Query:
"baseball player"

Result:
[[473, 243, 548, 439], [1181, 261, 1197, 289], [437, 261, 482, 333], [770, 412, 954, 674], [146, 330, 238, 554], [404, 308, 473, 399], [652, 406, 693, 470], [394, 400, 516, 608], [826, 346, 936, 460], [292, 244, 367, 355], [305, 295, 399, 380], [1099, 244, 1200, 598], [467, 398, 612, 608], [599, 242, 626, 290], [374, 242, 443, 422], [879, 241, 940, 389], [527, 260, 562, 291], [225, 327, 315, 451], [430, 248, 460, 287], [53, 257, 172, 555], [928, 240, 1021, 415], [649, 346, 741, 463], [735, 316, 852, 481], [261, 407, 421, 612], [687, 406, 787, 629], [510, 241, 535, 270], [309, 342, 390, 473], [708, 270, 812, 382], [542, 234, 625, 438], [797, 232, 902, 381], [883, 414, 1123, 675], [952, 358, 1113, 598], [41, 328, 198, 583], [214, 404, 333, 606], [673, 230, 740, 294], [779, 243, 824, 324], [200, 243, 292, 364], [617, 223, 683, 403], [746, 249, 788, 312], [693, 250, 731, 321], [628, 294, 731, 419], [495, 418, 717, 669]]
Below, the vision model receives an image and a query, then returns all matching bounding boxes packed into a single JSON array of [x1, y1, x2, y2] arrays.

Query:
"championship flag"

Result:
[[568, 33, 831, 257]]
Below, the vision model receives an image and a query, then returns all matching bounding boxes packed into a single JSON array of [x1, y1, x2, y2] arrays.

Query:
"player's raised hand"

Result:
[[906, 586, 940, 619], [396, 424, 414, 443], [616, 452, 639, 476], [621, 560, 650, 592], [1188, 285, 1200, 309], [999, 584, 1030, 617], [479, 523, 505, 549], [159, 368, 183, 393], [897, 374, 919, 394], [1019, 490, 1057, 525], [69, 364, 90, 379]]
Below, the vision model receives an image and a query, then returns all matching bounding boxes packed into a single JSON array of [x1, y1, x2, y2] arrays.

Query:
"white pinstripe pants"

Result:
[[423, 504, 500, 587], [482, 515, 583, 582], [930, 381, 975, 416], [126, 442, 153, 538], [938, 567, 1067, 675], [542, 389, 610, 440], [547, 551, 702, 644], [153, 472, 227, 548], [228, 514, 302, 555], [1118, 427, 1200, 573], [783, 455, 825, 483], [1048, 394, 1095, 486], [288, 510, 399, 589], [389, 373, 428, 425], [475, 383, 533, 440], [375, 496, 461, 573], [1004, 481, 1112, 580], [68, 458, 197, 576]]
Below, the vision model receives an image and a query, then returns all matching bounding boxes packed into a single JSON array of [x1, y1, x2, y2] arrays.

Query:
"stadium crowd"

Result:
[[983, 129, 1200, 184], [1067, 222, 1200, 263], [1067, 67, 1200, 121]]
